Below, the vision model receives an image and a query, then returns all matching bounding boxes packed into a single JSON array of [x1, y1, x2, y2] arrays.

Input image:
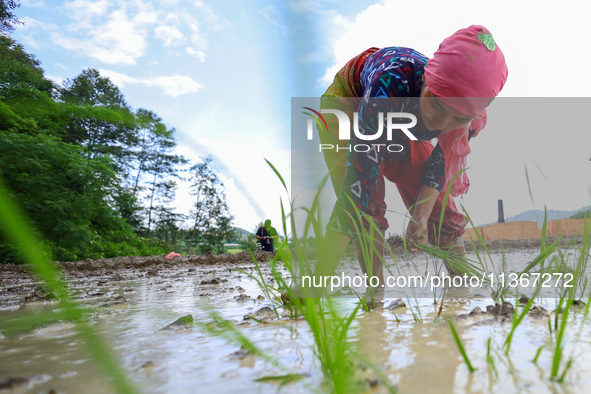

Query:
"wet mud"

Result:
[[1, 245, 591, 393]]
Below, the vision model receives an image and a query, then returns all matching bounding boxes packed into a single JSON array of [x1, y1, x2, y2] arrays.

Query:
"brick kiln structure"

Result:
[[463, 219, 589, 241]]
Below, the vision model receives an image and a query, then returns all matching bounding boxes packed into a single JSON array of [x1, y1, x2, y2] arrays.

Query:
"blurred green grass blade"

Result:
[[353, 352, 398, 394], [519, 239, 560, 274], [254, 373, 304, 386], [448, 319, 475, 372], [0, 179, 137, 394], [524, 164, 535, 205], [551, 299, 572, 380], [280, 196, 288, 239], [265, 158, 288, 193], [541, 207, 548, 253]]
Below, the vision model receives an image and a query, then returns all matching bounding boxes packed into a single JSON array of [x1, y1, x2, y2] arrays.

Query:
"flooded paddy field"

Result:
[[1, 239, 591, 394]]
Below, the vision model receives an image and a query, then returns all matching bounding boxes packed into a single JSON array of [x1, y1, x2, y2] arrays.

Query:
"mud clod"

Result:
[[244, 306, 276, 322], [486, 302, 514, 317], [229, 347, 251, 360], [161, 315, 193, 331], [234, 294, 252, 302], [140, 361, 154, 368], [99, 295, 128, 308], [529, 306, 549, 318], [470, 306, 483, 315], [386, 298, 406, 310], [24, 288, 58, 303], [201, 278, 228, 285]]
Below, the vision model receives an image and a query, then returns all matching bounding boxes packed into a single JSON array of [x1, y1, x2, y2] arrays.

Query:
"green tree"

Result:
[[151, 206, 186, 252], [0, 35, 65, 137], [0, 0, 23, 32], [0, 131, 165, 261], [186, 157, 234, 254], [570, 208, 591, 219], [59, 68, 137, 174], [141, 124, 186, 236]]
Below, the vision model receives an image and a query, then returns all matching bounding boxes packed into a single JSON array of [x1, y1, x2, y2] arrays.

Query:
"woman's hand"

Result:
[[405, 184, 440, 251], [406, 215, 428, 252]]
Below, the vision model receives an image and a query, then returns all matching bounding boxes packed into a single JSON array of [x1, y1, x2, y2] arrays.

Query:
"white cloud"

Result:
[[46, 74, 65, 85], [186, 46, 206, 62], [64, 0, 111, 23], [98, 69, 203, 97], [190, 0, 229, 31], [17, 0, 228, 65], [50, 1, 159, 65], [18, 16, 58, 31], [51, 30, 146, 65], [320, 0, 591, 97], [15, 17, 60, 49], [179, 14, 209, 54], [155, 25, 186, 46], [258, 5, 287, 34], [54, 63, 69, 69]]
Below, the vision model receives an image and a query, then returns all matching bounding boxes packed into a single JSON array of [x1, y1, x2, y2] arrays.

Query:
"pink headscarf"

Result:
[[424, 25, 508, 197]]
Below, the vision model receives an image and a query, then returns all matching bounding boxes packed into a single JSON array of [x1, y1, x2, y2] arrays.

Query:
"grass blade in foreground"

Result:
[[0, 180, 137, 394], [448, 319, 475, 372]]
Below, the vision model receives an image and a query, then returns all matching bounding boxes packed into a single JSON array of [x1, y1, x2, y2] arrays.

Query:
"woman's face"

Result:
[[419, 75, 474, 131]]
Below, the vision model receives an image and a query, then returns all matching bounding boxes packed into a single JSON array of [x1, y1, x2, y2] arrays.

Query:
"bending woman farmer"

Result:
[[314, 25, 508, 288]]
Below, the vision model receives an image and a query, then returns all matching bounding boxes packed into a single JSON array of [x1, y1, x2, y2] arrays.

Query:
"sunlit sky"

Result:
[[12, 0, 591, 235]]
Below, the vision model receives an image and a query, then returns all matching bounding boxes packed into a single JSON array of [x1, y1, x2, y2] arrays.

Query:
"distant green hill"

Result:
[[224, 227, 253, 243], [481, 205, 591, 228], [571, 208, 591, 219]]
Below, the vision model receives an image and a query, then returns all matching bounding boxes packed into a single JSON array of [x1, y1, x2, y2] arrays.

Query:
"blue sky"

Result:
[[12, 0, 591, 234]]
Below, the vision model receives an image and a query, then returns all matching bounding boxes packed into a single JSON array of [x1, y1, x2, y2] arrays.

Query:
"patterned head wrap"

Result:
[[424, 25, 508, 197]]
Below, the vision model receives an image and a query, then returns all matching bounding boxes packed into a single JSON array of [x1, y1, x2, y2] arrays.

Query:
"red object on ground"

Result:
[[166, 252, 181, 260]]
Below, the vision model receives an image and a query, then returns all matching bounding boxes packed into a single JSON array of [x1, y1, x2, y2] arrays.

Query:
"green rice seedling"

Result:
[[194, 305, 314, 392], [196, 306, 281, 366], [551, 216, 591, 382], [461, 207, 495, 276], [448, 318, 475, 372], [345, 197, 390, 305], [413, 242, 483, 279], [0, 179, 137, 393], [532, 343, 546, 364], [551, 298, 572, 381], [298, 297, 364, 393], [235, 244, 294, 317], [257, 160, 399, 392], [435, 170, 465, 248], [501, 220, 555, 353], [254, 374, 305, 388], [353, 352, 398, 394], [486, 337, 498, 378], [518, 240, 561, 276], [371, 239, 425, 323], [540, 208, 548, 254], [504, 286, 541, 354]]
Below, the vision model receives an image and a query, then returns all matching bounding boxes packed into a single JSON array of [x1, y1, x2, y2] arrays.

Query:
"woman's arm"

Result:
[[406, 184, 439, 250]]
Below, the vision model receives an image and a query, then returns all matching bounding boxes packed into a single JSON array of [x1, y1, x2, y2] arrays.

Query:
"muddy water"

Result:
[[1, 249, 591, 394]]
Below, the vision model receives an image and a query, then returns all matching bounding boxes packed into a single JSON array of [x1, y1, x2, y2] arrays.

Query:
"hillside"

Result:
[[481, 205, 591, 228]]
